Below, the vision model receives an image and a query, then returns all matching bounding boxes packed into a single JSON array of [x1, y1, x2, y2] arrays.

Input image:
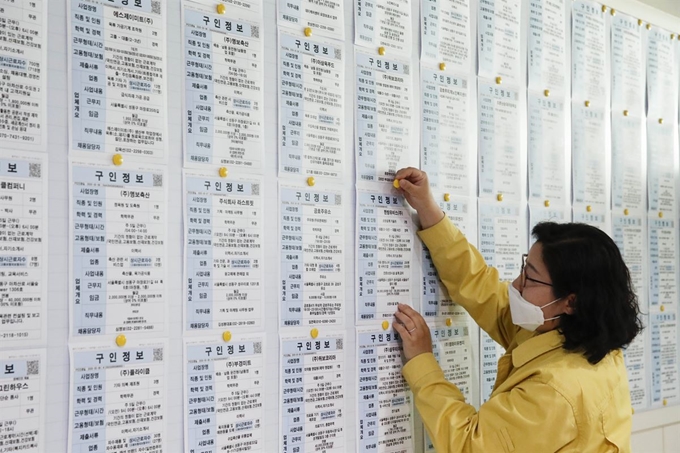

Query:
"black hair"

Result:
[[532, 222, 643, 365]]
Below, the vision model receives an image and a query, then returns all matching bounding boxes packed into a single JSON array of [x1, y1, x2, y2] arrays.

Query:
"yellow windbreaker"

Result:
[[402, 216, 632, 452]]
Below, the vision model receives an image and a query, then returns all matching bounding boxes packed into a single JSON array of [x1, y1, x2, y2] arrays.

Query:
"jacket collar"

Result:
[[512, 329, 564, 368]]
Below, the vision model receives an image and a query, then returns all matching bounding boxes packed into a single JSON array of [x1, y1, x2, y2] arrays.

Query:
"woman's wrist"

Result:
[[417, 200, 445, 230]]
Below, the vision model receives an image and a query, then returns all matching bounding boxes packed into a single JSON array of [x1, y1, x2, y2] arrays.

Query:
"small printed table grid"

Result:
[[184, 172, 263, 331], [70, 0, 167, 159], [71, 162, 166, 337], [280, 185, 345, 327], [281, 332, 345, 453], [183, 1, 264, 169]]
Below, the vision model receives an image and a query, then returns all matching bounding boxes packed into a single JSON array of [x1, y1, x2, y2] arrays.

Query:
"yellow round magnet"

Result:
[[115, 334, 127, 347], [222, 331, 232, 342], [660, 305, 665, 312], [218, 167, 228, 178], [646, 23, 651, 30], [624, 208, 629, 216], [659, 211, 664, 218], [381, 320, 390, 331], [638, 19, 643, 26], [544, 200, 550, 208], [393, 179, 400, 189], [495, 76, 502, 85], [623, 110, 629, 116], [586, 205, 592, 212], [610, 8, 615, 15], [544, 89, 550, 97], [378, 46, 386, 56], [306, 176, 315, 187], [601, 4, 606, 12], [310, 328, 319, 339], [672, 34, 676, 40], [304, 27, 312, 37], [658, 118, 664, 124], [445, 318, 452, 327], [443, 193, 450, 202], [663, 399, 668, 406], [496, 193, 503, 202], [112, 153, 124, 166], [439, 62, 446, 71], [631, 407, 635, 415], [584, 100, 591, 108], [216, 3, 226, 14]]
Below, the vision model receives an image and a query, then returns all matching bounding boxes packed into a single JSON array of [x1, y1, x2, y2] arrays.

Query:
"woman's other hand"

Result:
[[393, 303, 433, 362], [394, 167, 444, 229]]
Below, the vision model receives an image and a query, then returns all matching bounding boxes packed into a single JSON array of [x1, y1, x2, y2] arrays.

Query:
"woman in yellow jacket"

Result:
[[392, 167, 642, 453]]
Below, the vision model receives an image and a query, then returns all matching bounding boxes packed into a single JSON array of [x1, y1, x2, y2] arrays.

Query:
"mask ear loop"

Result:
[[541, 297, 564, 322]]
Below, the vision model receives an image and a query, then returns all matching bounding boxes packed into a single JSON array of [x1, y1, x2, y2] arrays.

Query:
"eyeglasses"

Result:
[[520, 254, 553, 288]]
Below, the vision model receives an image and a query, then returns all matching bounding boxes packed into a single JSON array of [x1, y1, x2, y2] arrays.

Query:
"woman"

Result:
[[392, 167, 642, 453]]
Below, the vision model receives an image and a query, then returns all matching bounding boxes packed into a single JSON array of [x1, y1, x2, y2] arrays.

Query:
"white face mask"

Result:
[[508, 285, 562, 331]]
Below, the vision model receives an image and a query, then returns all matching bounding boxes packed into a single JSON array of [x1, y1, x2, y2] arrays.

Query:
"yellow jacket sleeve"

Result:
[[418, 216, 517, 349], [403, 353, 578, 453]]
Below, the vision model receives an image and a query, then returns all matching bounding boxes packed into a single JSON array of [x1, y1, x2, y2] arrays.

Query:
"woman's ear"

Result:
[[564, 294, 577, 315]]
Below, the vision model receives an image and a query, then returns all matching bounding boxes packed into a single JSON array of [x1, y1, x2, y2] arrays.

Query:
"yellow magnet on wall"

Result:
[[659, 211, 664, 218], [601, 5, 606, 13], [610, 8, 615, 15], [378, 46, 386, 56], [631, 407, 635, 415], [646, 23, 651, 30], [382, 320, 390, 331], [216, 3, 226, 14], [544, 200, 550, 207], [495, 76, 502, 85], [310, 328, 319, 339], [660, 305, 665, 312], [496, 193, 503, 202], [543, 89, 550, 97], [638, 19, 643, 26], [393, 179, 400, 189], [304, 27, 312, 37], [623, 110, 629, 116], [307, 176, 315, 187], [115, 334, 127, 347], [445, 318, 452, 327], [658, 118, 664, 124], [112, 153, 124, 166], [586, 205, 592, 212], [584, 100, 591, 107], [624, 208, 629, 216], [222, 331, 232, 342], [672, 34, 676, 40], [439, 62, 446, 71], [663, 399, 668, 406], [218, 167, 228, 178], [443, 193, 450, 202]]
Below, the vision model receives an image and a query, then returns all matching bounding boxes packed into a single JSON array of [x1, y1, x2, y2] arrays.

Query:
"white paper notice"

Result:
[[651, 312, 679, 407], [572, 205, 607, 231], [478, 81, 521, 201], [356, 189, 414, 323], [184, 171, 263, 331], [280, 332, 345, 453], [70, 160, 166, 337], [182, 1, 264, 170], [571, 103, 606, 207], [571, 0, 606, 102], [527, 0, 566, 92], [421, 68, 471, 197], [184, 334, 265, 453], [612, 214, 647, 410], [0, 349, 46, 453], [647, 120, 675, 214], [279, 0, 344, 40], [279, 32, 345, 179], [355, 0, 412, 52], [0, 152, 47, 344], [480, 332, 504, 404], [422, 197, 474, 321], [0, 0, 47, 151], [611, 13, 643, 113], [357, 327, 413, 452], [611, 114, 643, 211], [647, 26, 677, 118], [280, 185, 344, 327], [528, 203, 568, 245], [356, 50, 414, 184], [648, 217, 677, 311], [421, 0, 471, 72], [528, 93, 567, 204], [68, 340, 167, 453], [478, 0, 521, 84], [69, 0, 167, 160], [424, 325, 472, 451]]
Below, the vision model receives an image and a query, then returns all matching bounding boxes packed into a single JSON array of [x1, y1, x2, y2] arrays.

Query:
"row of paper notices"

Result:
[[0, 0, 47, 152]]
